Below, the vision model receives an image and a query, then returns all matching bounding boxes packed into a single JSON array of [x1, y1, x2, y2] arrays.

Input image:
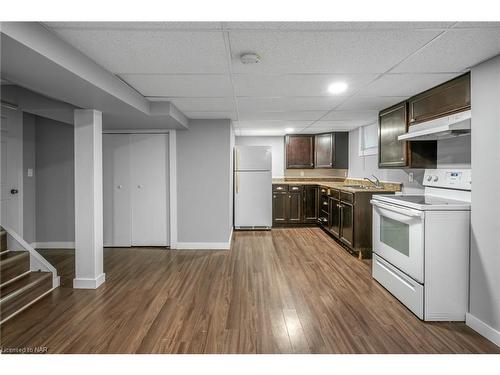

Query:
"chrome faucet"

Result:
[[364, 175, 381, 188]]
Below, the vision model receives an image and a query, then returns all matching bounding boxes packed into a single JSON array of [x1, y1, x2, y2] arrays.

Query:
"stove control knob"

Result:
[[433, 176, 439, 182], [427, 175, 432, 182]]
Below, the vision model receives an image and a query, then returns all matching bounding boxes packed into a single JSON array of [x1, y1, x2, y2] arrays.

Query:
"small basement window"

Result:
[[358, 123, 378, 157]]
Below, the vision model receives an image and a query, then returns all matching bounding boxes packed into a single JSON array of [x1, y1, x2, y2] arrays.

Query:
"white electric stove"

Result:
[[370, 169, 471, 321]]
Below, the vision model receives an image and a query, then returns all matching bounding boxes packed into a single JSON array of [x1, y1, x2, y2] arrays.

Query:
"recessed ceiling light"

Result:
[[328, 82, 348, 95], [285, 128, 294, 133]]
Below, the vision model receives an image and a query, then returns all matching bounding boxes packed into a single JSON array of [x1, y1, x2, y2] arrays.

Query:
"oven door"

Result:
[[371, 200, 425, 283]]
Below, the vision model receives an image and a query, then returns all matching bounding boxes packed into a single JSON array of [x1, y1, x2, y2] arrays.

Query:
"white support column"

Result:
[[73, 109, 105, 289]]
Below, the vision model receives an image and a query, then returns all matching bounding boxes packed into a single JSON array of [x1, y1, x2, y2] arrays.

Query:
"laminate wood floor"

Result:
[[1, 228, 498, 354]]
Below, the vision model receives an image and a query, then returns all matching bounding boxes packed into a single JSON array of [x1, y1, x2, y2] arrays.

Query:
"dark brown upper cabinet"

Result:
[[287, 132, 348, 170], [409, 73, 470, 125], [285, 135, 314, 169], [315, 133, 334, 168], [314, 132, 349, 169], [379, 102, 437, 169], [332, 132, 349, 169], [379, 102, 410, 168]]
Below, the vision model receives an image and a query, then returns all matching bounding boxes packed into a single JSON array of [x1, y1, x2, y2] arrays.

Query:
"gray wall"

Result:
[[177, 119, 233, 243], [348, 127, 471, 194], [35, 116, 75, 243], [469, 55, 500, 338], [22, 112, 36, 243]]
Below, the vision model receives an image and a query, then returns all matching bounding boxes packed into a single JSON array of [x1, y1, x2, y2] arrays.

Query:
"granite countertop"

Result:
[[272, 178, 402, 193]]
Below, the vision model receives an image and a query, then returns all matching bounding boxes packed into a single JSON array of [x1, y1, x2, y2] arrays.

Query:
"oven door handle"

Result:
[[371, 200, 424, 219]]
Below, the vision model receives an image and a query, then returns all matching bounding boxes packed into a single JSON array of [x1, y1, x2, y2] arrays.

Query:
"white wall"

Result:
[[176, 119, 233, 246], [235, 136, 285, 177], [468, 54, 500, 346], [348, 127, 471, 194]]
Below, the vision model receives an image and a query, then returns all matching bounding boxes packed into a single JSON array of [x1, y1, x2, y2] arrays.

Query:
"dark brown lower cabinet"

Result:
[[288, 192, 302, 223], [328, 196, 340, 238], [272, 192, 288, 224], [339, 202, 353, 247], [303, 186, 319, 223], [273, 183, 394, 258]]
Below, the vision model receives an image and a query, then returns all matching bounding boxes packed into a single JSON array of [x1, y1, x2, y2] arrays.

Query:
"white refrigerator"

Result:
[[234, 146, 272, 229]]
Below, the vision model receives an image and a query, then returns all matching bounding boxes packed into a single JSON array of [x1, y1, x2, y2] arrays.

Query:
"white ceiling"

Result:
[[43, 21, 500, 136]]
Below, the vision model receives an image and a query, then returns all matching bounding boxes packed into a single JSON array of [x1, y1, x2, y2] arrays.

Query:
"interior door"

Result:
[[103, 134, 131, 247], [130, 134, 169, 246], [0, 107, 22, 234]]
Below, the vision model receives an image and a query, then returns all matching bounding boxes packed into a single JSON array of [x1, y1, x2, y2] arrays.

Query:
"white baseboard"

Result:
[[31, 241, 75, 249], [466, 312, 500, 347], [73, 273, 106, 289], [175, 228, 233, 250]]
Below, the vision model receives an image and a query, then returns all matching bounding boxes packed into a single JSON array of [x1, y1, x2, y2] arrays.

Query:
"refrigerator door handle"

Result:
[[236, 173, 240, 193], [235, 148, 240, 170]]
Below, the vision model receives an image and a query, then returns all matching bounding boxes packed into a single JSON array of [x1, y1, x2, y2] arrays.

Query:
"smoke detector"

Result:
[[240, 53, 261, 65]]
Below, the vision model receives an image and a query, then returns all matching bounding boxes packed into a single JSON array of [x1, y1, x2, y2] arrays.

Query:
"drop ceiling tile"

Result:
[[49, 29, 228, 73], [238, 111, 326, 121], [453, 22, 500, 28], [237, 120, 311, 130], [45, 22, 222, 30], [300, 124, 359, 134], [148, 97, 235, 112], [226, 22, 454, 31], [322, 110, 379, 122], [358, 73, 459, 97], [120, 74, 233, 97], [311, 120, 375, 128], [233, 74, 376, 97], [336, 96, 407, 111], [392, 28, 500, 73], [229, 30, 441, 74], [237, 96, 344, 111], [185, 111, 237, 120]]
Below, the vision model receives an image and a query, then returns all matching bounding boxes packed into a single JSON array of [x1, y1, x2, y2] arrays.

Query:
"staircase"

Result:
[[0, 227, 56, 324]]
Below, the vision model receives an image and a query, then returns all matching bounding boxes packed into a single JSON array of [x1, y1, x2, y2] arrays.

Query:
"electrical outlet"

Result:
[[408, 172, 414, 182], [27, 168, 34, 177]]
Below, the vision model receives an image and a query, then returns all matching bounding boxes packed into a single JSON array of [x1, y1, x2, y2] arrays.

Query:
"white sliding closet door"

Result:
[[129, 134, 169, 246], [103, 133, 169, 247], [103, 134, 131, 247]]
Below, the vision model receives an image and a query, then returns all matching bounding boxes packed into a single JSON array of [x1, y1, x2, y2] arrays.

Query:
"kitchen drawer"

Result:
[[340, 191, 354, 204], [288, 185, 303, 193], [273, 184, 288, 192], [373, 254, 424, 320]]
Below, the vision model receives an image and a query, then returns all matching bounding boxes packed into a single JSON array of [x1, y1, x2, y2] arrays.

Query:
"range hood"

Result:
[[398, 110, 471, 141]]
